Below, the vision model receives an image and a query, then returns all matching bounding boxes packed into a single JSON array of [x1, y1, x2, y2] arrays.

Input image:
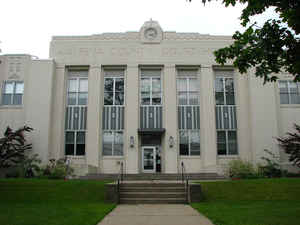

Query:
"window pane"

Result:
[[215, 92, 224, 105], [279, 81, 288, 93], [289, 82, 298, 93], [141, 92, 150, 105], [217, 131, 226, 155], [104, 92, 113, 105], [15, 82, 24, 94], [2, 94, 12, 105], [152, 78, 161, 92], [177, 79, 187, 92], [104, 78, 114, 92], [76, 132, 85, 144], [103, 132, 113, 156], [115, 78, 124, 92], [280, 93, 289, 104], [152, 92, 161, 105], [79, 79, 88, 92], [178, 92, 187, 105], [189, 92, 198, 105], [215, 78, 224, 92], [4, 82, 14, 94], [179, 131, 189, 155], [68, 79, 77, 92], [78, 93, 88, 105], [114, 132, 123, 156], [68, 93, 76, 105], [76, 144, 85, 155], [190, 131, 200, 155], [115, 92, 124, 105], [226, 92, 235, 105], [225, 78, 234, 92], [13, 94, 22, 105], [65, 144, 74, 155], [290, 93, 300, 104], [66, 132, 74, 143], [228, 131, 238, 155], [141, 78, 150, 92], [65, 132, 74, 155], [189, 78, 198, 92]]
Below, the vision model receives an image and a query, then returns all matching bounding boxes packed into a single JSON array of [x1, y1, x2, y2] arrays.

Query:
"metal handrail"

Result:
[[181, 162, 189, 203], [117, 162, 124, 204]]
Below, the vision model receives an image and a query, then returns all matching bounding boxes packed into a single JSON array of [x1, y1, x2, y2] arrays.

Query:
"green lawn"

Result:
[[0, 179, 115, 225], [192, 178, 300, 225]]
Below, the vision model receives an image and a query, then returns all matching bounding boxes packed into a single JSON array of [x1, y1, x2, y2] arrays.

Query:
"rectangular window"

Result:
[[104, 77, 124, 105], [279, 80, 300, 104], [1, 81, 24, 105], [177, 77, 199, 105], [140, 70, 162, 105], [102, 131, 124, 156], [179, 130, 200, 156], [215, 73, 238, 155], [65, 71, 88, 156], [177, 69, 200, 156]]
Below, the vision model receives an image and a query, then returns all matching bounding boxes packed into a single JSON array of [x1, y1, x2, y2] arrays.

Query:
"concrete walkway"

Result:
[[97, 204, 214, 225]]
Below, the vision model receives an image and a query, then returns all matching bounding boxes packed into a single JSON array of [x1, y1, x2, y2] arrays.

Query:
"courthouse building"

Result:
[[0, 20, 299, 175]]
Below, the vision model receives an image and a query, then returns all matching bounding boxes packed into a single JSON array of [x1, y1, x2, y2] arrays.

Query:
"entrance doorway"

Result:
[[142, 146, 161, 173]]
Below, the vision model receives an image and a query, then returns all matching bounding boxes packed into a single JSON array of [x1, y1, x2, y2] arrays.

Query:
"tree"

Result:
[[0, 126, 33, 168], [277, 124, 300, 168], [189, 0, 300, 83]]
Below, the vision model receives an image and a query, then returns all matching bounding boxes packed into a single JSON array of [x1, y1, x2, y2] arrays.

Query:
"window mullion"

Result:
[[150, 77, 152, 105], [112, 131, 115, 156], [188, 130, 191, 156], [74, 131, 77, 156], [287, 81, 291, 104], [187, 78, 190, 105], [226, 131, 229, 155], [113, 78, 116, 106], [223, 78, 226, 105]]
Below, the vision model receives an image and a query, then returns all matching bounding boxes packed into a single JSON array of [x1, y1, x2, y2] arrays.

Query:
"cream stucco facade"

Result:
[[0, 20, 299, 175]]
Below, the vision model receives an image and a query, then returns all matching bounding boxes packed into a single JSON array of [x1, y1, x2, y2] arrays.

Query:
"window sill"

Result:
[[102, 156, 124, 160], [179, 155, 201, 159], [218, 155, 239, 159], [280, 104, 300, 108], [65, 155, 86, 160], [0, 105, 23, 109]]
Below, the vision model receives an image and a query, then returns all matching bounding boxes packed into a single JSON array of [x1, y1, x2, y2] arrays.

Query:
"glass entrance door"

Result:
[[142, 146, 156, 173]]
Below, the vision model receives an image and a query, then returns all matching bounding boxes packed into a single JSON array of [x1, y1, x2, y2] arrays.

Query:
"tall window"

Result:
[[104, 77, 124, 105], [177, 77, 198, 105], [1, 81, 24, 105], [102, 70, 124, 156], [140, 71, 162, 105], [65, 72, 88, 156], [279, 80, 300, 104], [215, 75, 238, 155], [177, 70, 200, 156]]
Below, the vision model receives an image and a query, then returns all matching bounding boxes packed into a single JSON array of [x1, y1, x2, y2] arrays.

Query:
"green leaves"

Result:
[[189, 0, 300, 83]]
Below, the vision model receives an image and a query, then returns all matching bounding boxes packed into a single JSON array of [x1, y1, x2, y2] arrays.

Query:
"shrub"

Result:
[[260, 149, 283, 178], [227, 159, 261, 179], [43, 158, 74, 179], [277, 124, 300, 168]]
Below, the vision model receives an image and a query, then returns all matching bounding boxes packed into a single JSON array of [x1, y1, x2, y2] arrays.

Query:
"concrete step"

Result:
[[120, 187, 185, 192], [120, 183, 185, 188], [119, 198, 187, 204], [120, 192, 186, 198], [80, 173, 226, 180]]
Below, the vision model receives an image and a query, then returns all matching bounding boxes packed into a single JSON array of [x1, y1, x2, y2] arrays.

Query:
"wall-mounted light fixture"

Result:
[[169, 136, 174, 148], [130, 136, 134, 148]]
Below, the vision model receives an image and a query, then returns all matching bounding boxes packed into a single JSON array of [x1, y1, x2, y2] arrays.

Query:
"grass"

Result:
[[0, 179, 115, 225], [191, 178, 300, 225]]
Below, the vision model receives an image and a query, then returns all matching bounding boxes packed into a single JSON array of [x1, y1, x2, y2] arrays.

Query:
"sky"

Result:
[[0, 0, 277, 59]]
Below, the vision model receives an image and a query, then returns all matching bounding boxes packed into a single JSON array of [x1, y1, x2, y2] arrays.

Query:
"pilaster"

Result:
[[200, 66, 217, 172]]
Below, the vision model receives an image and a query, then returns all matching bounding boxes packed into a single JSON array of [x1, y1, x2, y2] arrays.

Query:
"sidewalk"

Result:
[[97, 204, 214, 225]]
